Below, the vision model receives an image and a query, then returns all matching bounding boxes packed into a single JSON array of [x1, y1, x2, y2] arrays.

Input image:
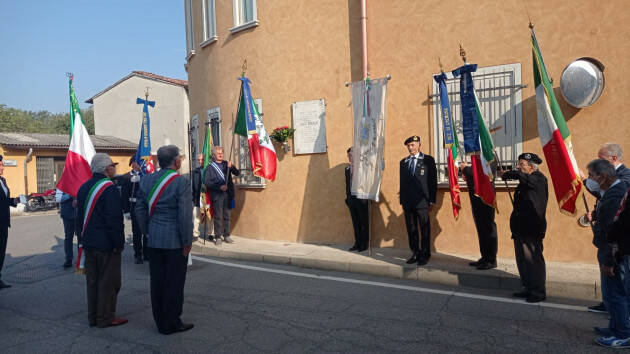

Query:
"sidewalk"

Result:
[[192, 236, 601, 301]]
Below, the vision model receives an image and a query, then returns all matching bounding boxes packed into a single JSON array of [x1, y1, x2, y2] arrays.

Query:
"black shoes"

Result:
[[177, 323, 194, 332], [469, 258, 484, 267], [63, 261, 73, 269], [417, 258, 429, 266], [134, 258, 143, 264], [512, 291, 530, 298], [476, 261, 497, 270], [588, 302, 607, 313], [406, 254, 420, 264], [0, 280, 11, 289], [526, 294, 546, 303], [349, 245, 359, 251]]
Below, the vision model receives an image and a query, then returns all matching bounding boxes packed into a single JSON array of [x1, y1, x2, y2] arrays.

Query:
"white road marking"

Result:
[[191, 255, 587, 312]]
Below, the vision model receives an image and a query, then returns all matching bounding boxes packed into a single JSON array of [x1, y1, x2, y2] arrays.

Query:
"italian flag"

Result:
[[200, 122, 214, 218], [57, 76, 96, 197], [532, 28, 583, 215], [471, 93, 496, 208], [234, 77, 277, 181]]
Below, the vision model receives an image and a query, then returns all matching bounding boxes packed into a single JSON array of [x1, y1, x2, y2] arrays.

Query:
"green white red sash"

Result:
[[76, 178, 113, 274], [148, 169, 179, 217]]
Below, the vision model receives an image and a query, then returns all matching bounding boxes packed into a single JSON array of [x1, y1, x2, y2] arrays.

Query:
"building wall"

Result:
[[92, 76, 191, 172], [0, 146, 132, 196], [186, 0, 630, 264]]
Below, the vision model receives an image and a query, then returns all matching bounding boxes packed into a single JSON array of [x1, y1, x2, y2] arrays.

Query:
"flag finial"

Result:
[[241, 59, 247, 77], [66, 72, 73, 81], [459, 44, 467, 64], [438, 56, 444, 73], [145, 86, 150, 100], [529, 22, 534, 30]]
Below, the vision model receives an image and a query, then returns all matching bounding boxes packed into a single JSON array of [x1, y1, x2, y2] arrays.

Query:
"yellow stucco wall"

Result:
[[0, 146, 133, 196], [186, 0, 629, 264]]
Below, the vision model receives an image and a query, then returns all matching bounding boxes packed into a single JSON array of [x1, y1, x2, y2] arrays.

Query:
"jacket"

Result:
[[609, 186, 630, 258], [55, 189, 76, 219], [136, 169, 193, 249], [399, 153, 437, 210], [502, 170, 548, 239], [119, 170, 141, 213], [204, 161, 240, 200], [75, 173, 125, 252], [592, 181, 627, 266], [0, 176, 17, 228], [192, 166, 203, 208]]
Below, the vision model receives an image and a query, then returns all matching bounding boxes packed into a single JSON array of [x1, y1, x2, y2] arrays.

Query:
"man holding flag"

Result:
[[204, 146, 239, 245]]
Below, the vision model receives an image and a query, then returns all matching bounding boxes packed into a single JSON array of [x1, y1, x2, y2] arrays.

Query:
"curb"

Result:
[[191, 243, 600, 302]]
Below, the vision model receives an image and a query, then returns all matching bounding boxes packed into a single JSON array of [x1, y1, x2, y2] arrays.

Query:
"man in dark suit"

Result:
[[399, 135, 437, 266], [120, 156, 146, 264], [76, 153, 127, 328], [136, 145, 193, 335], [345, 147, 369, 252], [191, 153, 211, 240], [459, 161, 498, 270], [499, 153, 548, 303], [584, 159, 630, 347], [204, 146, 239, 246], [0, 156, 18, 289]]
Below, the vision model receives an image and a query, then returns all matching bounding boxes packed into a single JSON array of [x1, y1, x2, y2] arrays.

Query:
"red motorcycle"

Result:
[[25, 189, 58, 212]]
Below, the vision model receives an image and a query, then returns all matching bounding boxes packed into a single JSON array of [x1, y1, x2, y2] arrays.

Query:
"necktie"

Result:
[[409, 157, 416, 174]]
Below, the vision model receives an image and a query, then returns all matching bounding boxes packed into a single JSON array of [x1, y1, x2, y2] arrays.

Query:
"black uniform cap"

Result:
[[518, 152, 543, 164], [404, 135, 421, 145]]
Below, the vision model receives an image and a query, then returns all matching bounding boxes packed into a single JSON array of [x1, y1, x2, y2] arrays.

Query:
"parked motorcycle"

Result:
[[23, 189, 58, 212]]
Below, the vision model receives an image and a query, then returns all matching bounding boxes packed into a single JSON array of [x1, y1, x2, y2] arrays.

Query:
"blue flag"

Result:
[[135, 97, 155, 175], [452, 64, 479, 153], [433, 73, 455, 148]]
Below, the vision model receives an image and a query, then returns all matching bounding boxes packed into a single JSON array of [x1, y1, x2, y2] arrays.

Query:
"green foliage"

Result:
[[269, 126, 295, 143], [0, 104, 94, 135]]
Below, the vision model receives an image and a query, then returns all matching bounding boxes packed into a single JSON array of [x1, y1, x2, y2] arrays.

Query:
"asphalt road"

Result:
[[0, 213, 611, 353]]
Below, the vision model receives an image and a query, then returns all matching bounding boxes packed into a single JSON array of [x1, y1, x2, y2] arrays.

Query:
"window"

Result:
[[184, 0, 195, 57], [207, 107, 222, 147], [431, 63, 523, 186], [201, 0, 217, 46], [236, 98, 266, 188], [230, 0, 258, 33]]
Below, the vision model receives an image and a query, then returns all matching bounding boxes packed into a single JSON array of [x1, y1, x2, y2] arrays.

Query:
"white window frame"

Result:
[[236, 98, 266, 188], [230, 0, 259, 34], [201, 0, 218, 47], [431, 63, 523, 188], [184, 0, 196, 58]]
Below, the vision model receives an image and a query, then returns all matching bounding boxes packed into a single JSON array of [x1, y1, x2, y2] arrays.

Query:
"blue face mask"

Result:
[[585, 178, 601, 194]]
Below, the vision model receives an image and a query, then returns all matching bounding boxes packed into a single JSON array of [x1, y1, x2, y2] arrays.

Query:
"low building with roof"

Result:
[[86, 71, 193, 173], [0, 132, 136, 195]]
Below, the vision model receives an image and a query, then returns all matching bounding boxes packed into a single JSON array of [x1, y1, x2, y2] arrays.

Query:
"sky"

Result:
[[0, 1, 187, 113]]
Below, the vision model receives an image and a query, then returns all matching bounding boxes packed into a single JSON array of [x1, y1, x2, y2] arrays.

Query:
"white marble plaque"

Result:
[[292, 99, 326, 154]]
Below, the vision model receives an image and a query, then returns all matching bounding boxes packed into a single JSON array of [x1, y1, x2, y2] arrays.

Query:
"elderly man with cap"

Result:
[[498, 152, 548, 303], [76, 153, 127, 328], [399, 135, 437, 266], [120, 156, 146, 264], [0, 155, 19, 290], [136, 145, 194, 335]]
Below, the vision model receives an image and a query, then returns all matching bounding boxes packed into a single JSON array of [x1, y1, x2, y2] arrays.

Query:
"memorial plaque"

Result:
[[292, 99, 326, 154]]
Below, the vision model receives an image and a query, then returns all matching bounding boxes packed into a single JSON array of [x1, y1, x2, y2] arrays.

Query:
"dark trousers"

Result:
[[211, 192, 231, 237], [470, 195, 497, 263], [404, 206, 431, 258], [85, 250, 122, 327], [346, 198, 369, 248], [130, 209, 147, 259], [513, 235, 546, 297], [149, 247, 188, 334], [0, 227, 7, 280], [62, 217, 76, 263]]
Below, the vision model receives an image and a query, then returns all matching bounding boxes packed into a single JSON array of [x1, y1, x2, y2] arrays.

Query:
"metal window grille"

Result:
[[36, 156, 55, 192], [431, 63, 523, 185]]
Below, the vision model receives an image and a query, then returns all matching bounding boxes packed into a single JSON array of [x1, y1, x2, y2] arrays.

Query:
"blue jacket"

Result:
[[592, 181, 627, 267], [75, 174, 125, 252], [135, 169, 193, 249]]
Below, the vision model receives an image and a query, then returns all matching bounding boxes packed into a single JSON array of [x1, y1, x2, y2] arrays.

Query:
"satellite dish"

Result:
[[560, 58, 605, 108]]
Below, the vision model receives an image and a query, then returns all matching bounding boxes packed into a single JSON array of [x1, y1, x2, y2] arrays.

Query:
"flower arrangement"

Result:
[[269, 126, 295, 144]]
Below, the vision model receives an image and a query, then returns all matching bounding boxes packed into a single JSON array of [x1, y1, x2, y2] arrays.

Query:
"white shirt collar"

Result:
[[409, 152, 424, 159], [0, 178, 7, 196], [601, 179, 621, 198]]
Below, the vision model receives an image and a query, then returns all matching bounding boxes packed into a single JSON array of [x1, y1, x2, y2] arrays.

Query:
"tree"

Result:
[[0, 104, 95, 135]]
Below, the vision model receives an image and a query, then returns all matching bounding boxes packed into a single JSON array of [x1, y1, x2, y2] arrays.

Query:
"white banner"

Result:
[[350, 77, 388, 202]]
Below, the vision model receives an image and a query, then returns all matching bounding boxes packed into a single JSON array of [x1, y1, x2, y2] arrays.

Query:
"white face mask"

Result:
[[585, 178, 601, 194]]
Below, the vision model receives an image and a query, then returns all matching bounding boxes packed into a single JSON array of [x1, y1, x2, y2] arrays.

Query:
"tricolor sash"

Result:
[[210, 161, 225, 182], [77, 178, 113, 274], [147, 169, 179, 217]]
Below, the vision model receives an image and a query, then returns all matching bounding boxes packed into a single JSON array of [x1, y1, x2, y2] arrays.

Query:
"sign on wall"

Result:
[[291, 99, 327, 154], [2, 159, 17, 166]]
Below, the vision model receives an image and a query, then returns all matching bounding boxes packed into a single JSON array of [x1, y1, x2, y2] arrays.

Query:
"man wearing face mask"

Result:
[[498, 153, 548, 303], [582, 143, 630, 314], [585, 159, 630, 348]]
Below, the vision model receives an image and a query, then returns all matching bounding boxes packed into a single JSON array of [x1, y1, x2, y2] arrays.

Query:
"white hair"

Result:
[[600, 143, 623, 161]]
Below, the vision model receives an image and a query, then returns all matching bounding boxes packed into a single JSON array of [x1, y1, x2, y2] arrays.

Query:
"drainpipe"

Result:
[[361, 0, 368, 79], [23, 147, 33, 196]]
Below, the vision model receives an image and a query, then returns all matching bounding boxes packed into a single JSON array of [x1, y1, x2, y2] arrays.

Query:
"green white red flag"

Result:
[[532, 28, 583, 215]]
